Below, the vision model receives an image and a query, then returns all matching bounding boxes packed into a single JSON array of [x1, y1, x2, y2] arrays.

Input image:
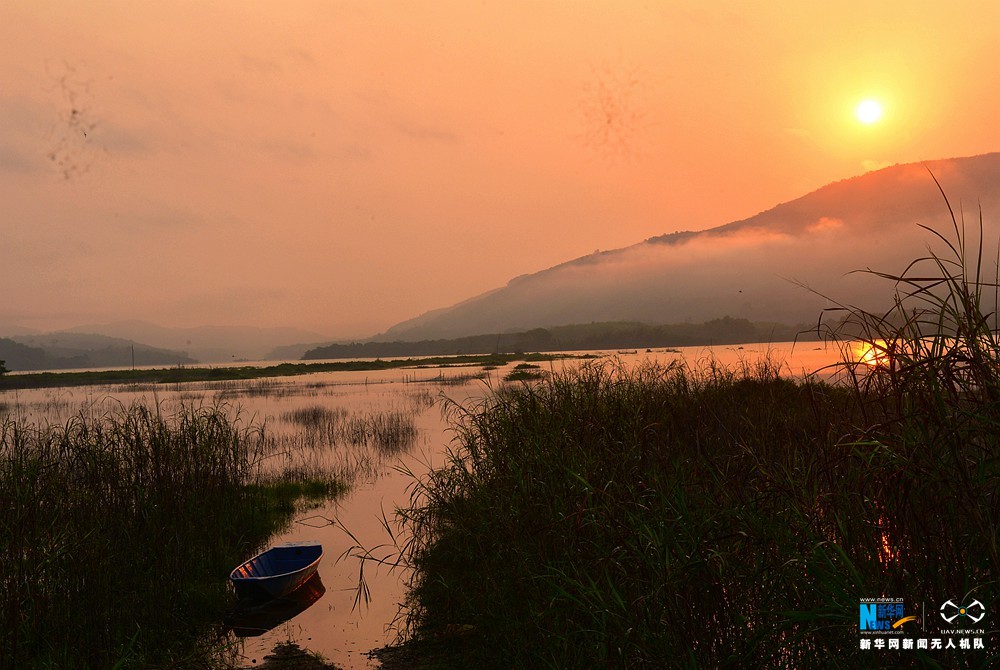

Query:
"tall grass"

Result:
[[392, 360, 866, 667], [375, 194, 1000, 668], [341, 411, 418, 455], [0, 402, 338, 670], [819, 185, 1000, 632]]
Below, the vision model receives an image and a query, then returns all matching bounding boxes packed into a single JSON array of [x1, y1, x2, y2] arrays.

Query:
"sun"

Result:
[[855, 99, 883, 124]]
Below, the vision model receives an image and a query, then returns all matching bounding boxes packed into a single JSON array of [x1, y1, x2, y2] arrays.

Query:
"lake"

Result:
[[0, 341, 851, 669]]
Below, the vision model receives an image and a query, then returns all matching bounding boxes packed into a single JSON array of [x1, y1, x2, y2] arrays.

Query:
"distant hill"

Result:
[[61, 321, 329, 362], [0, 338, 86, 371], [1, 333, 195, 372], [378, 152, 1000, 342], [266, 341, 333, 361]]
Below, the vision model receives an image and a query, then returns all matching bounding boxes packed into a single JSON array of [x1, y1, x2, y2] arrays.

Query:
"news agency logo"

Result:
[[860, 599, 914, 633]]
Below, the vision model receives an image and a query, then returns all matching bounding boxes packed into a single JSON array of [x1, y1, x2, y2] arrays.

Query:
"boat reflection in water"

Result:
[[224, 572, 327, 638]]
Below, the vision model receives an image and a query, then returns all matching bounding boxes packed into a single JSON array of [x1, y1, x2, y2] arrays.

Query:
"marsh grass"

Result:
[[0, 354, 575, 392], [408, 388, 438, 410], [282, 405, 350, 438], [268, 404, 423, 484], [404, 371, 486, 386], [342, 411, 418, 455], [387, 360, 869, 667], [503, 362, 547, 382], [0, 401, 340, 670], [279, 403, 420, 455], [359, 191, 1000, 668]]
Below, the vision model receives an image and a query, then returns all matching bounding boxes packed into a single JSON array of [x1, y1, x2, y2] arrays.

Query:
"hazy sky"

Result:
[[4, 1, 1000, 338]]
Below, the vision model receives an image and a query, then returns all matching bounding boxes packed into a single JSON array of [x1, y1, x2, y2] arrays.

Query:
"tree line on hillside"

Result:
[[303, 317, 820, 360]]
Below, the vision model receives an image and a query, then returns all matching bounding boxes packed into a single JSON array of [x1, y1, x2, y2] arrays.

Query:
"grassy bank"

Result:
[[0, 353, 577, 391], [375, 210, 1000, 668], [0, 402, 342, 670]]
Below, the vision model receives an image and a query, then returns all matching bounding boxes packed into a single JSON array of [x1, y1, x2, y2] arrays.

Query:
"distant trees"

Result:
[[302, 318, 820, 360], [0, 359, 7, 375]]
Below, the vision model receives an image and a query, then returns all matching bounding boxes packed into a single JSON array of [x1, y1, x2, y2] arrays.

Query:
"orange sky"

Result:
[[3, 1, 1000, 338]]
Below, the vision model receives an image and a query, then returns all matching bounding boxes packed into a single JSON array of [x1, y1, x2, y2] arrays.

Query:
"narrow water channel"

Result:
[[234, 400, 461, 669]]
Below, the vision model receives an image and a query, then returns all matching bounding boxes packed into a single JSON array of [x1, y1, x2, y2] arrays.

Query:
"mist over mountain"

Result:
[[379, 153, 1000, 342]]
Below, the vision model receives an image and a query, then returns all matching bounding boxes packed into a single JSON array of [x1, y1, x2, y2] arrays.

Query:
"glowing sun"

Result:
[[855, 99, 883, 124]]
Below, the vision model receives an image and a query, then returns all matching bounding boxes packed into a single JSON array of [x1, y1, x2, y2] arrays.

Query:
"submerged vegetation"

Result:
[[362, 203, 1000, 667], [0, 402, 342, 670]]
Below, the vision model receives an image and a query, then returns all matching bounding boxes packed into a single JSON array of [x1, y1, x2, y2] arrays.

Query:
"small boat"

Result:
[[229, 541, 324, 600]]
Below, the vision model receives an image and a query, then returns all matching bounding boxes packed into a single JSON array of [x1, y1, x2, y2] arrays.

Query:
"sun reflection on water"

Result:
[[854, 340, 891, 369]]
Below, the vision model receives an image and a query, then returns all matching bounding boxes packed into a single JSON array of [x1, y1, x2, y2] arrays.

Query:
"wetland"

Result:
[[4, 324, 997, 668], [1, 345, 832, 669]]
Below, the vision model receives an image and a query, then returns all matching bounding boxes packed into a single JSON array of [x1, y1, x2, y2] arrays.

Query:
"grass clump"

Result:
[[342, 411, 419, 455], [396, 360, 866, 667], [379, 191, 1000, 668], [0, 402, 341, 670], [503, 362, 547, 382], [280, 404, 419, 457], [281, 405, 350, 442]]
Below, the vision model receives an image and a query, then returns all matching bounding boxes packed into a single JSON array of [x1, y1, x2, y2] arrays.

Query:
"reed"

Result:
[[0, 401, 339, 670], [342, 411, 418, 455], [266, 405, 422, 485], [390, 360, 858, 667], [281, 405, 349, 440], [373, 196, 1000, 667]]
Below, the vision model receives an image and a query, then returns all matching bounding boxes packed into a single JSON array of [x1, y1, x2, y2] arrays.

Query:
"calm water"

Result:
[[0, 342, 849, 669]]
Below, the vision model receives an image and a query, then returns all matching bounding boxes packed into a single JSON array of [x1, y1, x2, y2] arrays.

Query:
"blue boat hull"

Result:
[[230, 541, 324, 600]]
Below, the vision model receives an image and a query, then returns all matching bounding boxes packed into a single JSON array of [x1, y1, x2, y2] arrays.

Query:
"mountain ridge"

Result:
[[378, 152, 1000, 342]]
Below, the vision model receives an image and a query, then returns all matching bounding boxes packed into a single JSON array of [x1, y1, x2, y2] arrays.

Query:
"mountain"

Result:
[[379, 152, 1000, 341], [61, 321, 329, 363], [2, 333, 195, 371], [0, 338, 86, 371]]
